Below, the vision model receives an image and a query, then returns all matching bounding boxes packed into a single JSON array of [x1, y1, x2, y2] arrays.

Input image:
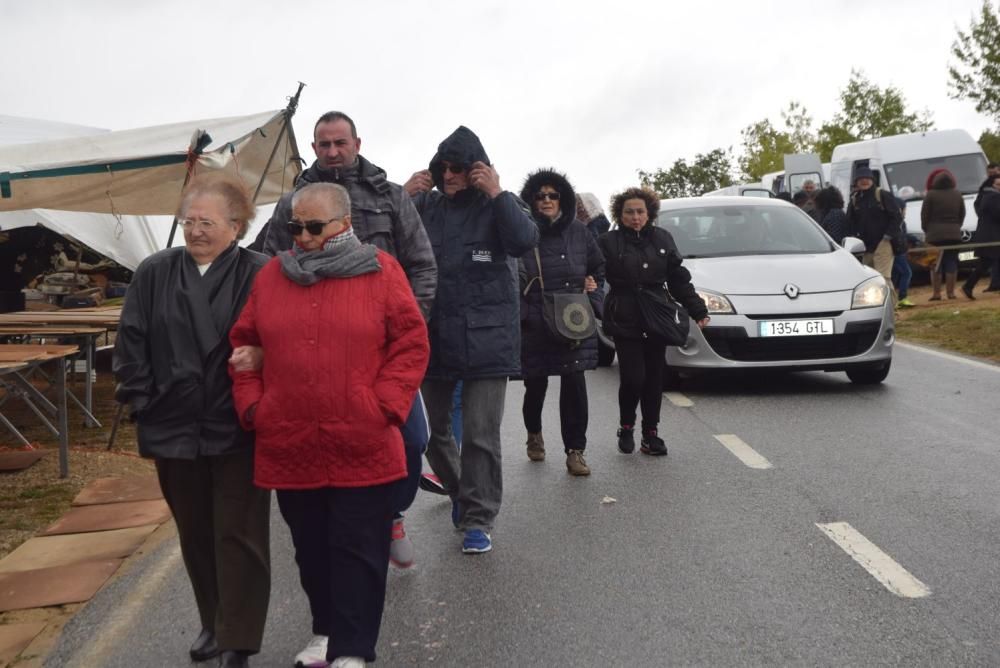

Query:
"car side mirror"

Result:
[[841, 236, 866, 255]]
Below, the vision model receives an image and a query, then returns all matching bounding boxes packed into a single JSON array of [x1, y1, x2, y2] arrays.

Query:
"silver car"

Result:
[[602, 197, 894, 385]]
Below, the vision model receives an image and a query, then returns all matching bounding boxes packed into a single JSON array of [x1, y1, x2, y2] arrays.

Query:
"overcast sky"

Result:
[[1, 0, 993, 212]]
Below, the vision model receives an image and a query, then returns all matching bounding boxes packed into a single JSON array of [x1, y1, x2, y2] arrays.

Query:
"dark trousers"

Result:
[[392, 392, 428, 518], [964, 256, 1000, 291], [276, 484, 395, 663], [522, 372, 589, 451], [615, 336, 667, 432], [155, 450, 271, 653]]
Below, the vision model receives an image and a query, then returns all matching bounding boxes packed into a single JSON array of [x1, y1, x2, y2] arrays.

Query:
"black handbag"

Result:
[[530, 247, 597, 346], [636, 285, 690, 346]]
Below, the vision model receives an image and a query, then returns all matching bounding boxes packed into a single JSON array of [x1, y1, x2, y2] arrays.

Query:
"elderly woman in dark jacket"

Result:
[[598, 187, 708, 457], [963, 174, 1000, 298], [113, 175, 269, 668], [922, 168, 966, 300], [517, 169, 605, 476]]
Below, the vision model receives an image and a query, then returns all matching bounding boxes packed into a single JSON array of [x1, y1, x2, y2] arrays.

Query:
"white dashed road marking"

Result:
[[816, 522, 931, 599], [713, 434, 773, 469], [664, 392, 693, 407]]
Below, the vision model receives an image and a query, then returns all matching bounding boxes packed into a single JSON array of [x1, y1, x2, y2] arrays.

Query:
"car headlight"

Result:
[[852, 276, 888, 309], [696, 289, 735, 314]]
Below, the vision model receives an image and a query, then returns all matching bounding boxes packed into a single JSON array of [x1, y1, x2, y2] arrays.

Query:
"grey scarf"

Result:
[[279, 228, 381, 286]]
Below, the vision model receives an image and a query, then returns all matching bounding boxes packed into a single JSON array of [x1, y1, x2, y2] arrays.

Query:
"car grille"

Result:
[[703, 322, 881, 362]]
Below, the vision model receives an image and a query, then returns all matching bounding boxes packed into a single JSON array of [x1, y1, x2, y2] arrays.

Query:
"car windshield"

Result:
[[884, 153, 987, 199], [656, 204, 834, 258]]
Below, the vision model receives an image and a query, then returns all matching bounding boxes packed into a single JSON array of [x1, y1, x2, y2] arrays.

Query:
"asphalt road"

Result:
[[45, 342, 1000, 667]]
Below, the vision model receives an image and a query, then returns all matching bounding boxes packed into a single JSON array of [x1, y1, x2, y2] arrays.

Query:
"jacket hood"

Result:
[[519, 168, 577, 228], [429, 126, 490, 191]]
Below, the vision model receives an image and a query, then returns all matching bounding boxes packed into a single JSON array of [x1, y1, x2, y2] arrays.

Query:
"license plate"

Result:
[[758, 319, 834, 337], [959, 251, 975, 262]]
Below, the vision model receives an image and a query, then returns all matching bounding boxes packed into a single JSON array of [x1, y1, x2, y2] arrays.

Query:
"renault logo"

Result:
[[783, 283, 800, 299]]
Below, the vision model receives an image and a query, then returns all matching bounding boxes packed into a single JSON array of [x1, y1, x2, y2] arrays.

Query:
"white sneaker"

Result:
[[331, 657, 365, 668], [295, 635, 329, 667]]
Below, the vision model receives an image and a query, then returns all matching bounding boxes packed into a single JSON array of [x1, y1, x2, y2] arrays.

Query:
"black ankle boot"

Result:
[[640, 429, 667, 456], [190, 629, 219, 662], [617, 426, 635, 454], [218, 650, 249, 667]]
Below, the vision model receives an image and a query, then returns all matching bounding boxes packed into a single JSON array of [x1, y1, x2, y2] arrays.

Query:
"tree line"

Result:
[[640, 1, 1000, 199]]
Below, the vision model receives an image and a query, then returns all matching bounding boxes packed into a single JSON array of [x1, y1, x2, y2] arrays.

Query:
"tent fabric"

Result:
[[0, 110, 301, 215]]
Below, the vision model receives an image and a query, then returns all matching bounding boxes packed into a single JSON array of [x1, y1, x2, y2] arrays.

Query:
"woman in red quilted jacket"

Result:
[[229, 182, 429, 668]]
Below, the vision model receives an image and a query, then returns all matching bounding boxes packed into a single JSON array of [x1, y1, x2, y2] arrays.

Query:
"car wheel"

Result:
[[846, 359, 891, 385], [597, 341, 616, 367]]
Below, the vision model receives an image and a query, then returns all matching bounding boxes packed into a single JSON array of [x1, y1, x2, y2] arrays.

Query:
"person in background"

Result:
[[517, 169, 605, 476], [598, 187, 708, 457], [972, 162, 1000, 218], [114, 175, 270, 668], [576, 191, 612, 239], [963, 173, 1000, 299], [404, 126, 539, 554], [845, 166, 903, 300], [891, 195, 914, 308], [229, 182, 428, 668], [775, 192, 793, 203], [814, 185, 849, 245], [921, 168, 965, 301], [251, 110, 436, 571]]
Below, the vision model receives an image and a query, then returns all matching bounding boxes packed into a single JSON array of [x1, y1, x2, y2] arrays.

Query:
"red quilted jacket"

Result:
[[229, 252, 429, 489]]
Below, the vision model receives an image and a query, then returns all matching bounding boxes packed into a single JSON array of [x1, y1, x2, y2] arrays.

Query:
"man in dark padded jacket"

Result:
[[404, 126, 539, 555]]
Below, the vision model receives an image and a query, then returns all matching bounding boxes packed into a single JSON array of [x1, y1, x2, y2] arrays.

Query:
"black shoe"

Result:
[[640, 431, 668, 456], [962, 283, 976, 300], [190, 629, 220, 662], [617, 427, 635, 454], [418, 473, 449, 495], [218, 650, 249, 667]]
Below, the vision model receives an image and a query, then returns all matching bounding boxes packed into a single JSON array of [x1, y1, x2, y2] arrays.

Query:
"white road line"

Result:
[[816, 522, 931, 599], [664, 392, 693, 407], [712, 434, 773, 469], [896, 341, 1000, 373]]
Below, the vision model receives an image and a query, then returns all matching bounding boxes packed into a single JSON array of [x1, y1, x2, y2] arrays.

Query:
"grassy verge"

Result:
[[895, 285, 1000, 363]]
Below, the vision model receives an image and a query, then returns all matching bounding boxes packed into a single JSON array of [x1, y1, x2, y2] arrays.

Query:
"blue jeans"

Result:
[[391, 392, 428, 518], [892, 253, 912, 299]]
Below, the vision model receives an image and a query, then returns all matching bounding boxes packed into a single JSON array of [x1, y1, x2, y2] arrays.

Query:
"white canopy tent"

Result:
[[0, 101, 301, 269]]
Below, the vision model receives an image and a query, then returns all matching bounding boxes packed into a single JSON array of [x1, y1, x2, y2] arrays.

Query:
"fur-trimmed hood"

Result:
[[519, 168, 577, 230]]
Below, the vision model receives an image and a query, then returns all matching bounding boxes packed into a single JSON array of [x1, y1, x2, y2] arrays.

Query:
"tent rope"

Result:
[[104, 165, 124, 240]]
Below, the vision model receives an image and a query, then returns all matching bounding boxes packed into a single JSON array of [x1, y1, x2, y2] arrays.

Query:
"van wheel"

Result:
[[597, 341, 616, 367], [846, 360, 891, 385]]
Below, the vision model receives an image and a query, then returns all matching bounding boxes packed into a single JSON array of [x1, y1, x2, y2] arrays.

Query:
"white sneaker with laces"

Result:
[[295, 635, 329, 667], [331, 657, 365, 668]]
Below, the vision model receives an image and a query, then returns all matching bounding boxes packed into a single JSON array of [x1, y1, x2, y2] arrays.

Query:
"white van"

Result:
[[829, 129, 988, 252], [703, 183, 773, 197], [759, 155, 828, 194]]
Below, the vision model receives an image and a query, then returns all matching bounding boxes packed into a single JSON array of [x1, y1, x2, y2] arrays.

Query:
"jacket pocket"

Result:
[[355, 206, 395, 252]]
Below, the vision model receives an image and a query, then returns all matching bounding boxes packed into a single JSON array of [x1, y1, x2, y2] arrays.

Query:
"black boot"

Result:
[[640, 429, 667, 456], [190, 629, 220, 662], [617, 426, 635, 454], [218, 650, 249, 667]]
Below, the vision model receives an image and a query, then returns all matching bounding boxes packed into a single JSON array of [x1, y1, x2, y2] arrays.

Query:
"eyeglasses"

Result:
[[534, 192, 560, 202], [442, 164, 467, 175], [286, 218, 340, 236], [179, 218, 222, 231]]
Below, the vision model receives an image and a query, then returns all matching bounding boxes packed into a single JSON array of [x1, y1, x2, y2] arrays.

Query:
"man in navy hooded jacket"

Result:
[[405, 126, 539, 554]]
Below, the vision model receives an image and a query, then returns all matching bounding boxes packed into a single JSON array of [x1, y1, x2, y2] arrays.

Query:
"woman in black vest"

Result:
[[598, 187, 708, 456]]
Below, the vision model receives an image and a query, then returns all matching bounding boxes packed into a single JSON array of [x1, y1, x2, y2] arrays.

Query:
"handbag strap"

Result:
[[533, 246, 545, 291]]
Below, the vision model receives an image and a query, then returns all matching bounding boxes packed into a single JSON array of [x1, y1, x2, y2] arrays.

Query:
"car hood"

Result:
[[688, 251, 877, 295]]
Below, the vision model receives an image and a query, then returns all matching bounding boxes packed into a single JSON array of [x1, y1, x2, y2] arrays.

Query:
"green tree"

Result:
[[949, 1, 1000, 124], [980, 130, 1000, 164], [639, 148, 734, 199], [738, 119, 797, 182], [813, 70, 934, 161]]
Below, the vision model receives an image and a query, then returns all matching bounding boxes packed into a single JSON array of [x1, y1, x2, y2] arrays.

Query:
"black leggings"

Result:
[[615, 336, 667, 432], [522, 371, 589, 451]]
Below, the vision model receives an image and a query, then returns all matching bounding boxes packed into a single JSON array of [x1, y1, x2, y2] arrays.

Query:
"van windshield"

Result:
[[884, 153, 988, 199]]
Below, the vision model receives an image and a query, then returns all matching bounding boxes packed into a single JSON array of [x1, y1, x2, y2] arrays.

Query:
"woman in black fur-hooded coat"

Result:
[[516, 169, 605, 475]]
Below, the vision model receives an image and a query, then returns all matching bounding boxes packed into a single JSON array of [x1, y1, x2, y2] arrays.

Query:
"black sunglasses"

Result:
[[443, 164, 467, 175], [534, 192, 560, 202], [286, 218, 338, 236]]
